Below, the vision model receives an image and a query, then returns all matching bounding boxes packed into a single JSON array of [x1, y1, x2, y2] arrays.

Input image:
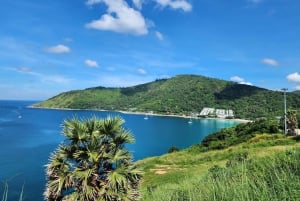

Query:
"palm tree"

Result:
[[44, 116, 142, 201]]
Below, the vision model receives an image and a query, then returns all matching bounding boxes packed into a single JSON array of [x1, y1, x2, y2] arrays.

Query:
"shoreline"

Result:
[[118, 110, 251, 123], [29, 105, 251, 123]]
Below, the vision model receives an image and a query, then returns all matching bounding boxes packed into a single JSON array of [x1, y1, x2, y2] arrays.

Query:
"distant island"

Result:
[[33, 74, 300, 120]]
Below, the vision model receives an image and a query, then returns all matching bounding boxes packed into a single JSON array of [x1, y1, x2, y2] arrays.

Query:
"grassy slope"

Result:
[[137, 135, 300, 201], [33, 74, 300, 119]]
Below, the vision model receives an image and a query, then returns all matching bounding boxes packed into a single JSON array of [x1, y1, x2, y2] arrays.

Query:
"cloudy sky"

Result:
[[0, 0, 299, 100]]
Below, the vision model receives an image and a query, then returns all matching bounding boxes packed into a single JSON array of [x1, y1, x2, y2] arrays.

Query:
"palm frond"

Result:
[[105, 149, 132, 166], [107, 169, 128, 190], [1, 182, 8, 201], [18, 183, 24, 201], [100, 116, 124, 137], [45, 116, 142, 201], [113, 130, 135, 146]]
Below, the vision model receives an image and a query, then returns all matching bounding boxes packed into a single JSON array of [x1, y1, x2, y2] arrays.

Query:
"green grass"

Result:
[[137, 135, 300, 201]]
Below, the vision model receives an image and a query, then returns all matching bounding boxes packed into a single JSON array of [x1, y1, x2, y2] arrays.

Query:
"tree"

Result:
[[287, 110, 298, 135], [44, 116, 142, 201]]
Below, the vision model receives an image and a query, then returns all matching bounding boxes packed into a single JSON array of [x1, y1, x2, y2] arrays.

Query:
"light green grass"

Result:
[[137, 135, 300, 201]]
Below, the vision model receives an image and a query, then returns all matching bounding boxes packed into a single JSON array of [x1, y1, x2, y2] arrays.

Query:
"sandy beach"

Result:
[[29, 105, 251, 123]]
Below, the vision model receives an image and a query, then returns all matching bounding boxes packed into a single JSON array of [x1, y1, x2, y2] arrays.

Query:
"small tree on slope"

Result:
[[287, 110, 298, 135], [44, 116, 142, 201]]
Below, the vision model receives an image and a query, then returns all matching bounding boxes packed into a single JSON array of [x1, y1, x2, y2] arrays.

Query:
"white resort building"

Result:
[[199, 107, 234, 118]]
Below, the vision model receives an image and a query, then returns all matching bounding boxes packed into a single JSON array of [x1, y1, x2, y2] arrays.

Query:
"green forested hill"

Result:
[[33, 74, 300, 119]]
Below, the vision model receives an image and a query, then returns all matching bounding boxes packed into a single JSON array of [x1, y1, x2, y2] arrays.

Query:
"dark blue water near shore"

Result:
[[0, 100, 238, 200]]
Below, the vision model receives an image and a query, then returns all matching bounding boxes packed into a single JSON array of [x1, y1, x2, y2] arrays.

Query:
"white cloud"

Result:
[[155, 31, 164, 40], [45, 44, 70, 54], [230, 76, 244, 83], [86, 0, 148, 35], [239, 81, 253, 86], [133, 0, 143, 9], [230, 76, 253, 85], [86, 0, 101, 6], [261, 58, 279, 66], [9, 66, 71, 84], [17, 67, 32, 73], [137, 68, 147, 74], [287, 72, 300, 83], [295, 85, 300, 90], [155, 0, 192, 12], [6, 66, 39, 76], [85, 59, 99, 68]]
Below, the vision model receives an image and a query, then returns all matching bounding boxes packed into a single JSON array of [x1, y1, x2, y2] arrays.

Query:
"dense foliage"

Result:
[[200, 119, 280, 150], [44, 116, 142, 201], [34, 74, 300, 119]]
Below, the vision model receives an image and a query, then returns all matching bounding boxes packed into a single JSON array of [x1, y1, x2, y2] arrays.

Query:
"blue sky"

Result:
[[0, 0, 299, 100]]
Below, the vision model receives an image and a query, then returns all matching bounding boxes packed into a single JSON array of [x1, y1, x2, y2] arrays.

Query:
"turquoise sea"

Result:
[[0, 100, 238, 200]]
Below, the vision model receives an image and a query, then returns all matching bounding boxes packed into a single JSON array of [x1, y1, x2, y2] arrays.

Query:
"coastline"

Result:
[[29, 105, 251, 123], [119, 110, 252, 123]]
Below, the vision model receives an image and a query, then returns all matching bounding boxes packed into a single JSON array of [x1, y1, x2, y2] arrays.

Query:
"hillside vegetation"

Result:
[[33, 74, 300, 119], [137, 119, 300, 201]]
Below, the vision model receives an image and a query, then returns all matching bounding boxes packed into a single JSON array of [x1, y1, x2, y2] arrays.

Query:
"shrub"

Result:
[[168, 146, 180, 153]]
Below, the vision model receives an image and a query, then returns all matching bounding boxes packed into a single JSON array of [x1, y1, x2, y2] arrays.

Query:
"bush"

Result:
[[202, 119, 280, 150], [168, 146, 180, 153]]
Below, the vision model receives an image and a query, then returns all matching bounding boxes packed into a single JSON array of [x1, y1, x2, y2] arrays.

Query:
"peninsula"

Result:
[[33, 74, 300, 120]]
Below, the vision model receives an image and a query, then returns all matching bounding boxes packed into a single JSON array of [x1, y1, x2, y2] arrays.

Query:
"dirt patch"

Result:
[[150, 164, 185, 175], [150, 168, 168, 175], [155, 170, 167, 175]]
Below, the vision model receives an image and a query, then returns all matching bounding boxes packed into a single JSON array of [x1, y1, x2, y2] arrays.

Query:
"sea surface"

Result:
[[0, 100, 238, 200]]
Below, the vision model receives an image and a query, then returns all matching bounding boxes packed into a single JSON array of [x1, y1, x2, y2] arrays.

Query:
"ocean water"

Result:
[[0, 100, 238, 200]]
